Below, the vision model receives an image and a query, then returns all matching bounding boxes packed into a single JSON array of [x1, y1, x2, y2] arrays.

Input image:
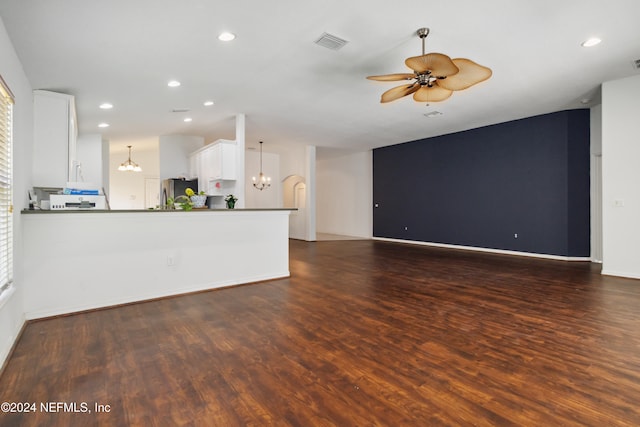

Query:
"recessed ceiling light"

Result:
[[99, 102, 113, 109], [203, 100, 214, 106], [98, 123, 110, 128], [581, 37, 601, 47], [184, 117, 192, 122], [168, 80, 181, 87], [218, 32, 236, 41]]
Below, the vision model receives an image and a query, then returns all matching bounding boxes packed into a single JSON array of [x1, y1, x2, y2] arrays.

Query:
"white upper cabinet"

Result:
[[190, 139, 237, 194], [208, 141, 237, 180], [32, 90, 77, 187]]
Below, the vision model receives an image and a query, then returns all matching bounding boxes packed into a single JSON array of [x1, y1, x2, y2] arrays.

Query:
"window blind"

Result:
[[0, 75, 14, 295]]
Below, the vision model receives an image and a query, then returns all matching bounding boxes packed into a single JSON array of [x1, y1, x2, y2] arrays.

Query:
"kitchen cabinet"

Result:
[[32, 90, 77, 187], [191, 140, 237, 195]]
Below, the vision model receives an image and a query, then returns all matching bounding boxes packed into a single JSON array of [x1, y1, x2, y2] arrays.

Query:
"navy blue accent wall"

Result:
[[373, 110, 590, 257]]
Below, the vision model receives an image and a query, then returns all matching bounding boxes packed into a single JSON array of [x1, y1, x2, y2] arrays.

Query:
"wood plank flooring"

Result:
[[1, 239, 640, 426]]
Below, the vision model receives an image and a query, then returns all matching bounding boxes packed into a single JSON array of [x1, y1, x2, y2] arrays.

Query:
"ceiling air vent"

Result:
[[424, 111, 443, 118], [633, 59, 640, 70], [314, 32, 348, 50]]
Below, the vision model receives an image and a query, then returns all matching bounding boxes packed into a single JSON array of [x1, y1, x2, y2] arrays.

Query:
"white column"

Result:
[[235, 113, 246, 208], [305, 145, 316, 241], [601, 74, 640, 279]]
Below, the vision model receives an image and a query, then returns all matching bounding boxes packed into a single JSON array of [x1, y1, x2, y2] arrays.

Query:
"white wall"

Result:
[[279, 143, 308, 178], [317, 149, 372, 238], [0, 16, 30, 368], [272, 143, 317, 240], [244, 150, 281, 208], [601, 74, 640, 279], [22, 210, 291, 319], [109, 138, 160, 209], [159, 134, 204, 180]]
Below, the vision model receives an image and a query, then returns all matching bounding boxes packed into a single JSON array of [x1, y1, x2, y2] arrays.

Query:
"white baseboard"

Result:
[[601, 269, 640, 280], [372, 237, 591, 262], [24, 271, 290, 320]]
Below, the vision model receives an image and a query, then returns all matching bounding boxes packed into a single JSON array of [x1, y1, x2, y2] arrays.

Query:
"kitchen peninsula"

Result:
[[21, 208, 293, 319]]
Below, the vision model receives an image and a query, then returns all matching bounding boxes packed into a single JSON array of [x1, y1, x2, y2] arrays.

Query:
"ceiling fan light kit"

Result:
[[367, 28, 492, 103]]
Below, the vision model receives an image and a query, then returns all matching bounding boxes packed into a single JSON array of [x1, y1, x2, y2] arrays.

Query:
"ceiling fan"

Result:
[[367, 28, 492, 103]]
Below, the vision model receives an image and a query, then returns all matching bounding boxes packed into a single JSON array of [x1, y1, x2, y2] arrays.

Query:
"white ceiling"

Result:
[[1, 0, 639, 153]]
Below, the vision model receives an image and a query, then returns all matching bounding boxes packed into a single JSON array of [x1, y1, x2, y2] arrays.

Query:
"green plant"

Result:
[[225, 194, 238, 209], [175, 187, 198, 211], [184, 188, 205, 197], [166, 188, 207, 211], [175, 195, 193, 211]]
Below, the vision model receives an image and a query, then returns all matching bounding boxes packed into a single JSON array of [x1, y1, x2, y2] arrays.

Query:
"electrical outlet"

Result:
[[167, 255, 175, 266]]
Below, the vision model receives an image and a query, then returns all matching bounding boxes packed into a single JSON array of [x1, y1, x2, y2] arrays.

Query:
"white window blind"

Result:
[[0, 75, 14, 295]]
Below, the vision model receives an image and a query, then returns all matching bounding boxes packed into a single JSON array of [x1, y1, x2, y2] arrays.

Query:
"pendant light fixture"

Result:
[[252, 141, 271, 190], [118, 145, 142, 172]]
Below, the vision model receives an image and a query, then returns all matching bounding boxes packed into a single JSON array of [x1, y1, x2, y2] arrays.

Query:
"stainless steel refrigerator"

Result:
[[161, 178, 199, 207]]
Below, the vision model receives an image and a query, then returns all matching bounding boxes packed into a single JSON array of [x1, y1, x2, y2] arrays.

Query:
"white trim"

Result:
[[25, 272, 289, 320], [372, 237, 591, 262], [601, 269, 640, 280], [590, 153, 603, 262], [0, 284, 15, 310]]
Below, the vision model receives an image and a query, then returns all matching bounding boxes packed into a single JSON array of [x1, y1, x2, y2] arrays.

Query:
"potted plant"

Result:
[[187, 188, 207, 208], [225, 194, 238, 209]]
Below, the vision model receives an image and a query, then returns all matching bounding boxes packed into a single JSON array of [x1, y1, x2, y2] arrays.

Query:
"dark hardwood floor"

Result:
[[2, 239, 640, 426]]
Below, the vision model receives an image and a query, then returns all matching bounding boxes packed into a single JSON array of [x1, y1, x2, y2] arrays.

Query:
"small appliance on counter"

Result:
[[47, 182, 108, 210], [31, 186, 63, 209], [50, 194, 107, 210]]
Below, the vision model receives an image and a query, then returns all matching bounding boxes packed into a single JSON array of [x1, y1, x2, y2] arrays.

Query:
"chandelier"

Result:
[[252, 141, 271, 190], [118, 145, 142, 172]]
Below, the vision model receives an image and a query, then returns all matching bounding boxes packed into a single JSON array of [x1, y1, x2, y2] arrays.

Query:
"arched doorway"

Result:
[[283, 174, 306, 240]]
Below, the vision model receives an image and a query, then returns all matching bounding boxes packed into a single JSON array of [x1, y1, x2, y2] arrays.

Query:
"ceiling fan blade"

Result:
[[437, 58, 492, 91], [405, 53, 459, 76], [367, 73, 415, 81], [380, 84, 419, 103], [413, 84, 453, 102]]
